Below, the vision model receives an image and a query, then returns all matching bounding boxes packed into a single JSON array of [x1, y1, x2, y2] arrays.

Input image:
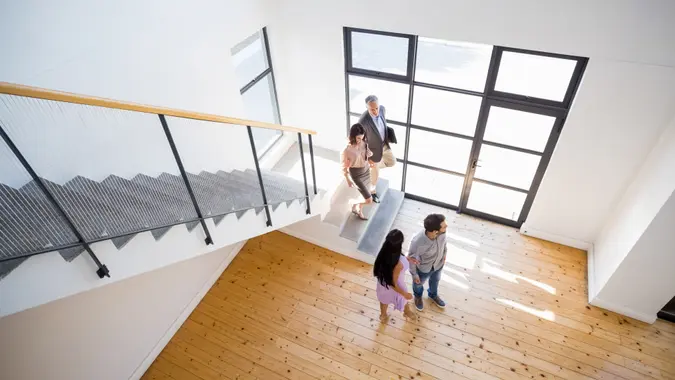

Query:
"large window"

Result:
[[344, 28, 587, 227], [232, 28, 282, 158]]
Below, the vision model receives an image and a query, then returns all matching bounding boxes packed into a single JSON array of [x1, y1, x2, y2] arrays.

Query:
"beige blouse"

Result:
[[341, 140, 373, 174]]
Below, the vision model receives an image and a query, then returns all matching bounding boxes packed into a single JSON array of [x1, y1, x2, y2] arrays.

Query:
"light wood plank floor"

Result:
[[143, 200, 675, 380]]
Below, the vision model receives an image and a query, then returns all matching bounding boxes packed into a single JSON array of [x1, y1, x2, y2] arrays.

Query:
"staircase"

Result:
[[0, 81, 326, 317], [0, 169, 320, 280]]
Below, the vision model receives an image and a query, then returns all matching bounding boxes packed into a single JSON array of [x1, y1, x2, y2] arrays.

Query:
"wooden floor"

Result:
[[143, 200, 675, 380]]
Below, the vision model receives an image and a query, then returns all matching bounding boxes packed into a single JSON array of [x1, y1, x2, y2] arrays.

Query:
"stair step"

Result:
[[339, 179, 390, 243], [156, 173, 234, 219], [186, 172, 236, 217], [131, 174, 199, 232], [0, 182, 79, 261], [102, 175, 194, 240], [357, 189, 405, 256], [227, 170, 290, 211], [215, 171, 266, 215], [249, 169, 317, 200], [198, 171, 260, 217], [64, 176, 139, 248]]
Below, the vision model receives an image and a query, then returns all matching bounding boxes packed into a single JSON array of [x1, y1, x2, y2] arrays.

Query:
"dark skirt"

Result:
[[349, 166, 372, 199]]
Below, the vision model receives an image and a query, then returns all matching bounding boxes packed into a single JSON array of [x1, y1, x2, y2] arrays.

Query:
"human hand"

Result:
[[407, 256, 419, 265], [414, 277, 421, 284], [404, 292, 413, 300], [346, 179, 354, 188], [368, 160, 376, 168]]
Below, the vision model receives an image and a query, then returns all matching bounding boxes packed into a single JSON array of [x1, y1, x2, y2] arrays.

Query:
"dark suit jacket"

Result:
[[358, 106, 390, 163]]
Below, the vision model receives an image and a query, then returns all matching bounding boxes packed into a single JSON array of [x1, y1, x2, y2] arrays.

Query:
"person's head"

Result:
[[373, 229, 404, 288], [365, 95, 379, 117], [348, 123, 366, 145], [424, 214, 447, 239]]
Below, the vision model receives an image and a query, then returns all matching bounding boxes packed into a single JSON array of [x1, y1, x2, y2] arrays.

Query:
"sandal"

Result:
[[351, 206, 368, 220]]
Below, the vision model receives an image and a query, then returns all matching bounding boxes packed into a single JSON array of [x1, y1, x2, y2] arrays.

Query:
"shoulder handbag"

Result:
[[386, 126, 397, 144]]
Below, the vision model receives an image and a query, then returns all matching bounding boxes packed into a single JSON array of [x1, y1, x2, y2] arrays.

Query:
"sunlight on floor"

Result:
[[444, 266, 469, 281], [496, 298, 556, 321], [445, 232, 480, 248], [445, 244, 477, 270], [441, 275, 470, 290], [481, 259, 556, 295]]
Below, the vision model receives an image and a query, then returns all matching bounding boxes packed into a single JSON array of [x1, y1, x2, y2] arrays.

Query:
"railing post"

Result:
[[308, 134, 317, 195], [159, 114, 214, 245], [246, 126, 273, 226], [297, 133, 311, 214], [0, 124, 110, 278]]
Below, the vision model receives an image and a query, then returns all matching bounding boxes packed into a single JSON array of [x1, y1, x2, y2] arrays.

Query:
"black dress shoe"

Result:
[[371, 193, 380, 203]]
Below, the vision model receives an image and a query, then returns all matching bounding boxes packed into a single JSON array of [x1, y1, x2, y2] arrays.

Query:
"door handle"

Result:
[[471, 159, 482, 169]]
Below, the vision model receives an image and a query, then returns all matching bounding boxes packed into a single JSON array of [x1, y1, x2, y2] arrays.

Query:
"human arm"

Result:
[[392, 262, 413, 300], [408, 235, 421, 283], [340, 149, 354, 187]]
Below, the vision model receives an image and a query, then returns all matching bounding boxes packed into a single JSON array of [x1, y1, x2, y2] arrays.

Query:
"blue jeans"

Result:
[[412, 266, 443, 299]]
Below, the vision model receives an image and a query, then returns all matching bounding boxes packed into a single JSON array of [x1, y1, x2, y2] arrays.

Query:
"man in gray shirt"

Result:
[[408, 214, 447, 311]]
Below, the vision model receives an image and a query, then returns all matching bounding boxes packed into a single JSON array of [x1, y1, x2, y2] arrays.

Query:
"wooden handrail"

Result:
[[0, 82, 316, 135]]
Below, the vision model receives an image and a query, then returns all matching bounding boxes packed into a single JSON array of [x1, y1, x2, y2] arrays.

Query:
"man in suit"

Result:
[[358, 95, 396, 203]]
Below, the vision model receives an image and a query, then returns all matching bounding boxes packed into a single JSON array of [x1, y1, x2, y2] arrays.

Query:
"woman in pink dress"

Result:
[[373, 229, 418, 321]]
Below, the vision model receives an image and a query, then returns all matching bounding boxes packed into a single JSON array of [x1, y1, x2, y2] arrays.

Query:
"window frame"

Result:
[[235, 27, 283, 159]]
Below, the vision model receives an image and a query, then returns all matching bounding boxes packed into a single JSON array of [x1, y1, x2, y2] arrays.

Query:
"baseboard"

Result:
[[519, 224, 592, 251], [280, 227, 375, 265], [129, 240, 247, 380], [586, 243, 597, 303], [590, 297, 657, 324]]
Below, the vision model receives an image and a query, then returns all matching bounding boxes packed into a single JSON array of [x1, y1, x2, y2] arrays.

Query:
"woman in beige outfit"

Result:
[[341, 124, 374, 220]]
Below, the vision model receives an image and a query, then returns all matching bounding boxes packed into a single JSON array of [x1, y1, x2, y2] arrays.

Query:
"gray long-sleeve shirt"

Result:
[[408, 230, 447, 278]]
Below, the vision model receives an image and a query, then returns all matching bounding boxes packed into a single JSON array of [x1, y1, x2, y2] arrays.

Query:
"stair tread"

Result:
[[249, 169, 317, 198], [69, 176, 154, 246], [131, 173, 199, 231], [199, 171, 259, 212], [185, 172, 236, 216], [338, 179, 390, 243], [60, 177, 141, 242], [357, 189, 405, 256], [227, 170, 295, 209], [0, 183, 79, 259]]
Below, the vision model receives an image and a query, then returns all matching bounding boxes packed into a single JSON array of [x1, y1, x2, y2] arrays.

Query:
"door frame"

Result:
[[343, 27, 588, 228]]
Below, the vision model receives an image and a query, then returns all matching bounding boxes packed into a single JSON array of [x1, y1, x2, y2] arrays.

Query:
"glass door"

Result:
[[343, 28, 587, 228], [461, 100, 564, 224]]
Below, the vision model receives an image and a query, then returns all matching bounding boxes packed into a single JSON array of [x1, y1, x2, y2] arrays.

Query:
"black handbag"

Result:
[[387, 126, 397, 144]]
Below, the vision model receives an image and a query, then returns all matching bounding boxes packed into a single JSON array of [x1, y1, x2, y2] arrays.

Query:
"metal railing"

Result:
[[0, 82, 318, 279]]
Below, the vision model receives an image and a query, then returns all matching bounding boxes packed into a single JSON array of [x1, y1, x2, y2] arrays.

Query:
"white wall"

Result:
[[265, 0, 675, 246], [0, 242, 244, 380], [594, 192, 675, 322], [0, 0, 270, 187], [592, 117, 675, 294], [523, 61, 675, 244], [587, 116, 675, 322]]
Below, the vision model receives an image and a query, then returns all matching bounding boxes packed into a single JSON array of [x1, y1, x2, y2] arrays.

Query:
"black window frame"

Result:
[[235, 27, 283, 159], [343, 27, 588, 228]]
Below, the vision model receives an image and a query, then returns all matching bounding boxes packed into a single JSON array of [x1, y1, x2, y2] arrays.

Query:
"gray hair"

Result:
[[365, 95, 378, 104]]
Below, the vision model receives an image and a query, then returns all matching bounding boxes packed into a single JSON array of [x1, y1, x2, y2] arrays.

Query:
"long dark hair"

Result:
[[373, 229, 404, 288], [348, 123, 366, 145]]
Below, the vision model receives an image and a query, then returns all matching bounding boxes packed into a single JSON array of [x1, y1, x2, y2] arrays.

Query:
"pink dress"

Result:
[[375, 255, 409, 311]]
